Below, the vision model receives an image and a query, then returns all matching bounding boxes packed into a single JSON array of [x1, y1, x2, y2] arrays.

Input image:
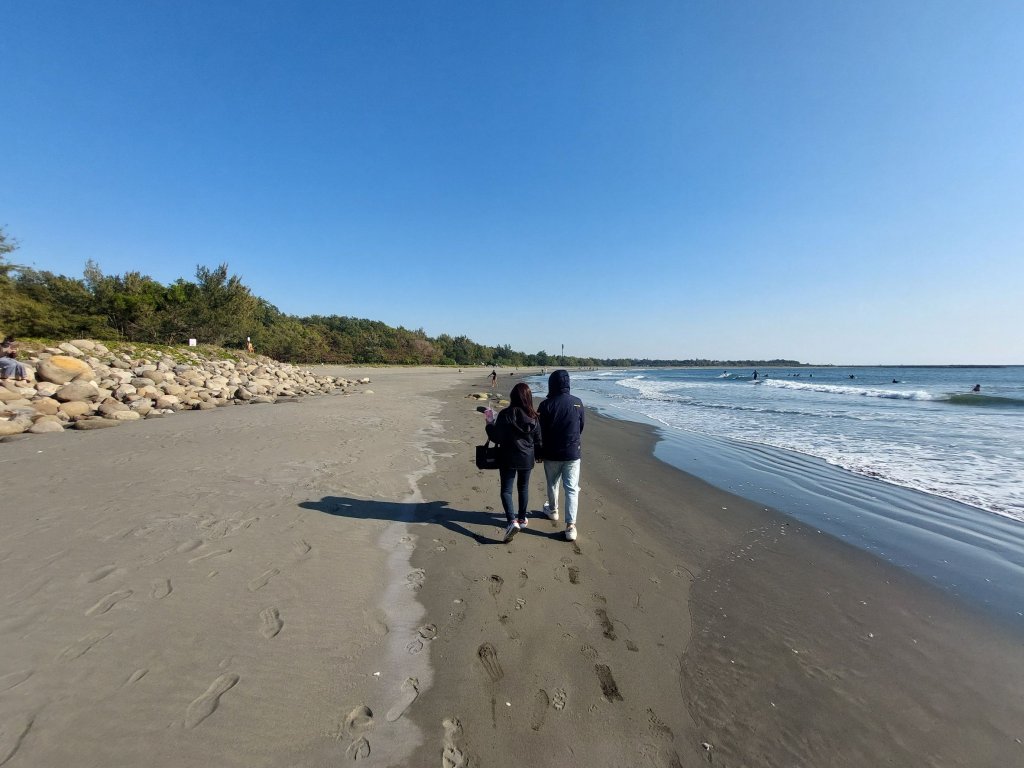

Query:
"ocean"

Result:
[[528, 366, 1024, 625]]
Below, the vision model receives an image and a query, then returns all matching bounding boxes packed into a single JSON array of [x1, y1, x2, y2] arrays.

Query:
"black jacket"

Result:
[[537, 369, 584, 461], [485, 406, 542, 470]]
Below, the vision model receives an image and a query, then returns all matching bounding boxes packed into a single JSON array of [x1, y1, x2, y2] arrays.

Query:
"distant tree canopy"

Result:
[[0, 227, 805, 368]]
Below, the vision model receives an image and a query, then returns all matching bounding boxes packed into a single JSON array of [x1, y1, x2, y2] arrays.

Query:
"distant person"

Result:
[[538, 369, 585, 542], [892, 379, 899, 383], [0, 336, 16, 356], [849, 375, 855, 379], [0, 349, 28, 382], [489, 369, 497, 389], [752, 370, 758, 380], [485, 383, 542, 543], [972, 384, 981, 392], [246, 337, 255, 354]]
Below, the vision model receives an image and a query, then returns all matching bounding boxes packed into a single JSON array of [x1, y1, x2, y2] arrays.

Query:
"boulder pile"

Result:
[[0, 340, 371, 440]]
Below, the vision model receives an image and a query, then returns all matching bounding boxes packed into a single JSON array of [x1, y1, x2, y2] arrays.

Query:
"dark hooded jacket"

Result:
[[537, 369, 584, 461], [485, 405, 542, 470]]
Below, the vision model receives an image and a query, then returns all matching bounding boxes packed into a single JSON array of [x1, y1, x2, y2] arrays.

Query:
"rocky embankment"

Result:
[[0, 340, 369, 440]]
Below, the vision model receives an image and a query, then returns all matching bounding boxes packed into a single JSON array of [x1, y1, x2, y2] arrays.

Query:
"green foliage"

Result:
[[0, 225, 806, 367]]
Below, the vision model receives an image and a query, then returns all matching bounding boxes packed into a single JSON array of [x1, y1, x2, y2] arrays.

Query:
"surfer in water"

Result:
[[752, 370, 758, 380], [972, 384, 981, 392]]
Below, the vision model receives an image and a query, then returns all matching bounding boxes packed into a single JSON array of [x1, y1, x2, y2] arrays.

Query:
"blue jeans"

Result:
[[544, 459, 581, 526], [499, 467, 532, 524]]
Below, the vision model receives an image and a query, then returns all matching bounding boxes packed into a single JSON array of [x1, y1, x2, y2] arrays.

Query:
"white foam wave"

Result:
[[761, 379, 937, 401]]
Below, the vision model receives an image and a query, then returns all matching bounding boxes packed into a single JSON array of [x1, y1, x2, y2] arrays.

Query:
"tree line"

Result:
[[0, 228, 803, 368]]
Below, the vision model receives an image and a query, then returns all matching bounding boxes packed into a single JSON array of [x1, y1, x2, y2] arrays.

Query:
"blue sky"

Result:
[[2, 1, 1022, 364]]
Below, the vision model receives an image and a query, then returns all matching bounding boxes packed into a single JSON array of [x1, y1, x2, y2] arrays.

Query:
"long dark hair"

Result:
[[509, 382, 538, 419]]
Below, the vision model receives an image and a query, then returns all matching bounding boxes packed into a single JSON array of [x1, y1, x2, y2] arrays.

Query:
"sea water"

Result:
[[528, 366, 1024, 624]]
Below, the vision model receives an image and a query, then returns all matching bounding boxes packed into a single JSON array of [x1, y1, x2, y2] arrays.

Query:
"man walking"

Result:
[[538, 369, 584, 541]]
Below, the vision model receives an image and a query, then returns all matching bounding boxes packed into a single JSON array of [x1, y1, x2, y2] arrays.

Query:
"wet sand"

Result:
[[2, 367, 1022, 767]]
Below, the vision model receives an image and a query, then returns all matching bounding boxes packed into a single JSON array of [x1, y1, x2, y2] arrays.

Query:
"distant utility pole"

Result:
[[561, 343, 564, 365]]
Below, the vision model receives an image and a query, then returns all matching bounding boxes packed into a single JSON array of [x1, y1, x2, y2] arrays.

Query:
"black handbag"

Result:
[[475, 440, 500, 470]]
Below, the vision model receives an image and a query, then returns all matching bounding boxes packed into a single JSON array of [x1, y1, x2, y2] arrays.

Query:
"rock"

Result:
[[69, 339, 98, 351], [58, 342, 85, 357], [0, 418, 31, 436], [59, 401, 94, 419], [98, 401, 130, 416], [55, 382, 100, 403], [34, 382, 60, 397], [194, 401, 218, 411], [32, 398, 60, 416], [36, 356, 96, 384], [108, 410, 142, 421], [0, 389, 26, 403], [72, 417, 121, 430], [29, 419, 64, 434], [155, 395, 180, 409]]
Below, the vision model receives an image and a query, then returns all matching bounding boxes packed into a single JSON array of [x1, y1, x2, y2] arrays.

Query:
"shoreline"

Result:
[[3, 366, 1022, 766], [408, 381, 1024, 766]]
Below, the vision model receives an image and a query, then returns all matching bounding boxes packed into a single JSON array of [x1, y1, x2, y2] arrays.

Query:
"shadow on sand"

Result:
[[298, 496, 561, 545]]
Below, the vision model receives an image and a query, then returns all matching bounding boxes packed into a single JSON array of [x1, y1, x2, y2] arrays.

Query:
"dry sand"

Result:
[[2, 367, 1022, 767]]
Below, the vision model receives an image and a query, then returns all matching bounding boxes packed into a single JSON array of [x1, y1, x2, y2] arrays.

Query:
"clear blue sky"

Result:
[[2, 1, 1022, 364]]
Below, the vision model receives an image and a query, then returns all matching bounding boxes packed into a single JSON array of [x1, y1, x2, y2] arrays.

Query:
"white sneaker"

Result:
[[541, 503, 559, 521], [503, 522, 521, 543], [565, 524, 577, 542]]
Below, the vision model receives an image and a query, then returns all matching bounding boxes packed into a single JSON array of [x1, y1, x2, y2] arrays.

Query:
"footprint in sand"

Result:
[[518, 568, 528, 587], [568, 566, 580, 585], [343, 704, 373, 735], [247, 568, 280, 592], [385, 677, 419, 722], [0, 671, 32, 693], [498, 615, 520, 640], [477, 643, 503, 682], [293, 539, 312, 557], [184, 673, 239, 728], [189, 548, 232, 564], [487, 575, 503, 597], [259, 608, 283, 639], [442, 717, 467, 768], [595, 608, 617, 641], [570, 542, 582, 556], [551, 688, 567, 711], [57, 631, 110, 662], [406, 569, 426, 592], [626, 640, 639, 652], [84, 564, 119, 584], [85, 589, 133, 616], [151, 578, 172, 600], [0, 713, 34, 766], [346, 737, 370, 760], [530, 689, 550, 731], [594, 665, 623, 702], [580, 644, 599, 661], [514, 597, 526, 610], [647, 708, 674, 740]]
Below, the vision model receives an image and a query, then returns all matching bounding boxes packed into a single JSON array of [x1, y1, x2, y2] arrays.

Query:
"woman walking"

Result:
[[485, 382, 542, 543]]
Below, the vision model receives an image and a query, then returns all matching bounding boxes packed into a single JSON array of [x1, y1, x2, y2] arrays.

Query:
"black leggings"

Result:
[[499, 467, 532, 524]]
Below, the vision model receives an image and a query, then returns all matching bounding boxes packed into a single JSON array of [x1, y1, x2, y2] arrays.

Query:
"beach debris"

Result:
[[701, 742, 713, 752]]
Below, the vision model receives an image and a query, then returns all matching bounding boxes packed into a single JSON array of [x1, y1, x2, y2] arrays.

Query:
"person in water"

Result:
[[972, 384, 981, 392], [752, 370, 758, 380]]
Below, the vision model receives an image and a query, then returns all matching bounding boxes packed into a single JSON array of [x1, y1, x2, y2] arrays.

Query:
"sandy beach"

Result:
[[2, 367, 1022, 767]]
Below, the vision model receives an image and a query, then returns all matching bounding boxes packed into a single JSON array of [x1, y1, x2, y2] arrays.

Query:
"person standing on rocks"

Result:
[[485, 382, 542, 543], [537, 369, 584, 542]]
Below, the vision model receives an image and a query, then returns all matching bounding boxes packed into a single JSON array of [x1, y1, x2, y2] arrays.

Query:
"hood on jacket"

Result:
[[548, 369, 571, 396], [506, 406, 538, 434]]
